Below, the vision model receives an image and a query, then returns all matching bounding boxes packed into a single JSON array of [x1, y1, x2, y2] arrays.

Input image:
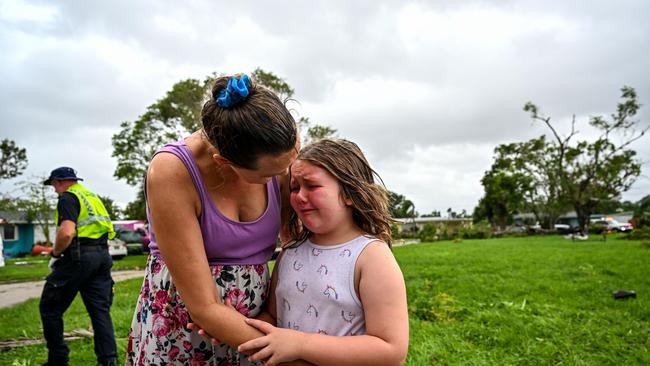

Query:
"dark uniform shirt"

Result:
[[58, 192, 108, 246]]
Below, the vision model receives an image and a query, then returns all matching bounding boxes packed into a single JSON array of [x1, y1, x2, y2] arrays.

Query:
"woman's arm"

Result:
[[240, 241, 409, 366], [147, 153, 265, 348]]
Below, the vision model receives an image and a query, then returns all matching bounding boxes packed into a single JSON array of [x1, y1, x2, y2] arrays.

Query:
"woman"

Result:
[[126, 74, 299, 365]]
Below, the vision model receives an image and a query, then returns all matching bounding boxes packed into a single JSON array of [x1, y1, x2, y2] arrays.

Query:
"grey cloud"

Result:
[[2, 0, 650, 212]]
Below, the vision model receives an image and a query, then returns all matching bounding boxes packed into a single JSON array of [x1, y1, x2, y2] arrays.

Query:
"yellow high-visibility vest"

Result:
[[55, 183, 116, 240]]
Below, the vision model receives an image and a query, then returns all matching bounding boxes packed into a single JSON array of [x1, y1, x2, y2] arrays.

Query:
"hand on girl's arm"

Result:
[[238, 319, 304, 365]]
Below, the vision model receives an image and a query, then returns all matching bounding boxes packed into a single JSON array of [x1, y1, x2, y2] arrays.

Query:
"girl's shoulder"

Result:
[[357, 237, 395, 265]]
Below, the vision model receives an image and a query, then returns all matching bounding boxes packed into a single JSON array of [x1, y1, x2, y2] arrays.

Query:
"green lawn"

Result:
[[0, 254, 149, 283], [1, 236, 649, 365]]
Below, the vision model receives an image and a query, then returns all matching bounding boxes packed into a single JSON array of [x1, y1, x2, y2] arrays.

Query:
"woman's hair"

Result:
[[287, 138, 394, 246], [201, 74, 297, 169]]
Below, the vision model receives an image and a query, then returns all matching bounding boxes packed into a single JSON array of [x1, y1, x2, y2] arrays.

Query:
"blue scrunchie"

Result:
[[216, 74, 252, 108]]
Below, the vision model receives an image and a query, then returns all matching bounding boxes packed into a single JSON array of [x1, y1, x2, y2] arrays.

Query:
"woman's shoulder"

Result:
[[147, 153, 200, 213], [148, 152, 190, 183]]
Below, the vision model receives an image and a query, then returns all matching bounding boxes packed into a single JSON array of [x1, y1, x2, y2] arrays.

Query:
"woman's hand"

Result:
[[238, 318, 304, 366]]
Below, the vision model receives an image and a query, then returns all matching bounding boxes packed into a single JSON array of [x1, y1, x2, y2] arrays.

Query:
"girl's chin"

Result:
[[301, 221, 324, 235]]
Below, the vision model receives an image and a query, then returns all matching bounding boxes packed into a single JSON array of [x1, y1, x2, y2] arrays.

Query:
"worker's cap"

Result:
[[43, 167, 83, 185]]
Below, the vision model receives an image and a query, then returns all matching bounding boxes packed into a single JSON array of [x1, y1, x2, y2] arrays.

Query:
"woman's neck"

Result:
[[187, 130, 239, 184]]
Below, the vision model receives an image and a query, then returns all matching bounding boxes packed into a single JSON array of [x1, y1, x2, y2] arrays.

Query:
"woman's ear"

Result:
[[212, 153, 231, 165], [344, 197, 353, 206]]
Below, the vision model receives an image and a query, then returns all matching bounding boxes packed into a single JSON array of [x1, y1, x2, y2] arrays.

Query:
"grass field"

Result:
[[1, 236, 649, 365], [0, 254, 149, 283]]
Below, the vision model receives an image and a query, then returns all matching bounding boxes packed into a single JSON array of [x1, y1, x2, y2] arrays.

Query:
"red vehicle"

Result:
[[112, 220, 151, 253]]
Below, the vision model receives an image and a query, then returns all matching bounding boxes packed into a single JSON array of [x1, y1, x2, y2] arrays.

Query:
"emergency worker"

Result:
[[40, 166, 117, 366]]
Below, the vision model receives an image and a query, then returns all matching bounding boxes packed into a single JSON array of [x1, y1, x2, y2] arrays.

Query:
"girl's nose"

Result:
[[296, 188, 308, 203]]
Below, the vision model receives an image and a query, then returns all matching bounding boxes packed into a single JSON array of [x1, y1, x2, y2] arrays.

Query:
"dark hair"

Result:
[[201, 75, 297, 169], [287, 139, 394, 246]]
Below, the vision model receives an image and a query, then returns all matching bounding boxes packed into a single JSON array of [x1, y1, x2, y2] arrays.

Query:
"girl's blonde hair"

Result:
[[287, 139, 394, 246]]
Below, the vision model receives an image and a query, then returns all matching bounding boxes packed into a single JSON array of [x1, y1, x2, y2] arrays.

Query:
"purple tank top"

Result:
[[147, 140, 281, 265]]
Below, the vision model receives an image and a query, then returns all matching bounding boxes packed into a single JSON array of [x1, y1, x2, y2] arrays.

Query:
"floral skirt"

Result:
[[126, 254, 269, 366]]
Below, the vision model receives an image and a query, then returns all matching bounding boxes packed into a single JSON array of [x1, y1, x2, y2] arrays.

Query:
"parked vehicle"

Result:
[[108, 237, 128, 259], [115, 227, 150, 255], [591, 219, 633, 232], [554, 217, 581, 234]]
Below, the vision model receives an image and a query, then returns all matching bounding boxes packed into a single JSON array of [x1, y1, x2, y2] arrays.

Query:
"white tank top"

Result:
[[275, 235, 378, 336]]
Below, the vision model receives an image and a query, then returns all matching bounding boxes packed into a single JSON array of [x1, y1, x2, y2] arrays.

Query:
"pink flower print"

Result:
[[189, 351, 206, 366], [141, 279, 150, 299], [152, 259, 162, 274], [254, 264, 265, 276], [127, 334, 133, 354], [168, 345, 180, 361], [138, 344, 146, 366], [173, 305, 189, 328], [227, 288, 250, 316], [227, 288, 244, 302], [212, 265, 223, 277], [183, 340, 193, 351], [151, 313, 172, 337], [155, 289, 169, 306], [234, 302, 250, 316]]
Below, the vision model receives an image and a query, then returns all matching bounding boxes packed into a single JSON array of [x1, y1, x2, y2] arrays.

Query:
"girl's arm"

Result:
[[240, 241, 409, 366], [147, 153, 266, 348]]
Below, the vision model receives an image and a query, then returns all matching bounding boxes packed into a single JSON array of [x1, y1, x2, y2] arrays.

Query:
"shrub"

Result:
[[588, 223, 608, 235], [417, 223, 436, 242], [626, 227, 650, 240], [460, 220, 493, 239]]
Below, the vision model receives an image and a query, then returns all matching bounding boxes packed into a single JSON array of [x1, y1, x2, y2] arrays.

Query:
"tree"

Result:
[[523, 86, 647, 233], [112, 77, 209, 186], [251, 67, 294, 100], [298, 117, 338, 145], [17, 178, 57, 245], [593, 198, 636, 214], [112, 69, 333, 213], [122, 194, 146, 220], [632, 194, 650, 228], [477, 136, 567, 229], [99, 195, 122, 220], [474, 172, 526, 228], [478, 87, 647, 232], [0, 139, 28, 180], [388, 191, 417, 218]]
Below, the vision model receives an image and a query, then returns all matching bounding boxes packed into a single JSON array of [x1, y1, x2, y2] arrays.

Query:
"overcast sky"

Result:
[[1, 0, 649, 216]]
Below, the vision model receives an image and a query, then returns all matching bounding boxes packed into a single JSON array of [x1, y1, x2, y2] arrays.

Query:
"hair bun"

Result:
[[216, 74, 252, 108]]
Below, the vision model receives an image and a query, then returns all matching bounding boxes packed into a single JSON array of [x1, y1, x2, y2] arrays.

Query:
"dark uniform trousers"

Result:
[[39, 246, 117, 365]]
